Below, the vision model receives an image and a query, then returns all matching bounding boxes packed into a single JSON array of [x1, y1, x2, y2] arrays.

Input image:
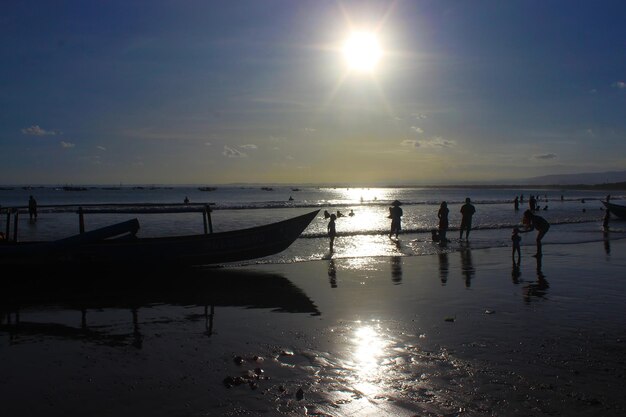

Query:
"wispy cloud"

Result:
[[303, 127, 316, 134], [411, 126, 424, 134], [420, 137, 456, 148], [205, 142, 212, 146], [239, 144, 258, 150], [401, 139, 420, 148], [223, 145, 247, 158], [612, 81, 626, 89], [413, 113, 427, 120], [401, 137, 456, 149], [22, 125, 57, 136], [97, 145, 106, 151], [60, 141, 75, 148], [533, 153, 557, 160]]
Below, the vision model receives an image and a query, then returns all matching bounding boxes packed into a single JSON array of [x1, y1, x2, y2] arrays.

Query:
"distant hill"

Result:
[[521, 170, 626, 185]]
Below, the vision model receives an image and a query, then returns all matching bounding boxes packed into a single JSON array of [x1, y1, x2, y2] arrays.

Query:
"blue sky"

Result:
[[1, 0, 625, 185]]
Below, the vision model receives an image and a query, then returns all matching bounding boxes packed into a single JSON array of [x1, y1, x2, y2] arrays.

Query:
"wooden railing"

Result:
[[0, 202, 215, 242]]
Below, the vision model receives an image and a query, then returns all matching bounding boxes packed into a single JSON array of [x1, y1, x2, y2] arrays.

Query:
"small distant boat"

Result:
[[0, 210, 319, 268], [602, 201, 626, 219], [198, 187, 217, 192], [63, 186, 88, 191], [261, 187, 274, 191]]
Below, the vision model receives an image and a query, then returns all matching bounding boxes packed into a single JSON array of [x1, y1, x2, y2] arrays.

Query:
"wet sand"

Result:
[[1, 238, 626, 416]]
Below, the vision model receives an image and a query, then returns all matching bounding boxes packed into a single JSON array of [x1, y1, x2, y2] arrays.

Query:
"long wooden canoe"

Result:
[[0, 210, 319, 267], [602, 201, 626, 219]]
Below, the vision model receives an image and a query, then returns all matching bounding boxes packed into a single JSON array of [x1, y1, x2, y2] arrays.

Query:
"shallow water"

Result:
[[1, 239, 625, 416], [3, 186, 624, 266]]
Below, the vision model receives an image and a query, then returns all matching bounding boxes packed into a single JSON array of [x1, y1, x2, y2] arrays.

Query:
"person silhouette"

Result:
[[28, 195, 38, 221], [511, 227, 521, 264], [459, 198, 476, 240], [327, 213, 337, 252], [388, 200, 403, 239], [437, 201, 449, 245], [520, 209, 550, 257]]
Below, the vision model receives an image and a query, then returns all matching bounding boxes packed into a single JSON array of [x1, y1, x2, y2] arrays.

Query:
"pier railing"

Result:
[[0, 202, 215, 242]]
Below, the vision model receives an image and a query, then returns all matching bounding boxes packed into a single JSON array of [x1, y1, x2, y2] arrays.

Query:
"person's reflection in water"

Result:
[[603, 231, 611, 255], [460, 247, 475, 287], [511, 261, 521, 284], [438, 252, 449, 286], [131, 307, 144, 349], [328, 259, 337, 288], [391, 256, 402, 284], [522, 254, 550, 303]]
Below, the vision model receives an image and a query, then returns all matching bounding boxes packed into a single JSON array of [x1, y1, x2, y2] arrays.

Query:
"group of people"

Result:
[[432, 198, 476, 244], [326, 196, 551, 259]]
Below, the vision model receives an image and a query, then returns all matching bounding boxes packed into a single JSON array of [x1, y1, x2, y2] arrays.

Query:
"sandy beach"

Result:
[[1, 238, 626, 416]]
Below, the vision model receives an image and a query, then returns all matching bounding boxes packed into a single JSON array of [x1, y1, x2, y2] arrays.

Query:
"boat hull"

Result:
[[603, 201, 626, 219], [0, 210, 319, 267]]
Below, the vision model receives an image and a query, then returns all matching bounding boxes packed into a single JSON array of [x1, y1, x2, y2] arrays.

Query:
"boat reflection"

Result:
[[0, 267, 319, 347]]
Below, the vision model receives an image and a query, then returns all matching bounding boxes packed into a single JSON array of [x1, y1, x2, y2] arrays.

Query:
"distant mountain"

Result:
[[520, 170, 626, 185]]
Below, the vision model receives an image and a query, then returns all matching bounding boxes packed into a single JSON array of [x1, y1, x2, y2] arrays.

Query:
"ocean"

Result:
[[1, 185, 622, 264]]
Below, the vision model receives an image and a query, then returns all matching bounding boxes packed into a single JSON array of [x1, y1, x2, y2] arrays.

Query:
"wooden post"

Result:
[[78, 206, 85, 234], [206, 205, 213, 234], [202, 208, 208, 235], [5, 209, 10, 239], [12, 209, 19, 242]]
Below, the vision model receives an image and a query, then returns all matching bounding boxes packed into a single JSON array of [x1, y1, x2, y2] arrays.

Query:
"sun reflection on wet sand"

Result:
[[350, 321, 391, 396]]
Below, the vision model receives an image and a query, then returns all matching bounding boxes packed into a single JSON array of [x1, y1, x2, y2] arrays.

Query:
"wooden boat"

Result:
[[0, 209, 319, 267], [602, 201, 626, 219]]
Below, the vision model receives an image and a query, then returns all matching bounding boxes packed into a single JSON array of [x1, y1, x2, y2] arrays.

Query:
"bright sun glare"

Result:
[[342, 31, 382, 73]]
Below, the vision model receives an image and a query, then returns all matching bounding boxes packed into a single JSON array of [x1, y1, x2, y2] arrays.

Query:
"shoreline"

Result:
[[1, 239, 625, 416]]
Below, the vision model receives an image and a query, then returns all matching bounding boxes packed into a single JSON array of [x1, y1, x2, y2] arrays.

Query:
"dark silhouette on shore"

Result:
[[28, 195, 38, 222], [437, 201, 449, 245], [520, 209, 550, 257], [513, 196, 519, 211], [327, 213, 337, 253], [388, 200, 403, 239], [511, 227, 521, 264], [459, 198, 476, 240]]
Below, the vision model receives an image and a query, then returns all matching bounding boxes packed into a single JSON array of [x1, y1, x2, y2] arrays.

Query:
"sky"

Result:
[[1, 0, 625, 185]]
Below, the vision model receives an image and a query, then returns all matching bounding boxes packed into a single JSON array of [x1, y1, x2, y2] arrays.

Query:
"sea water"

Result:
[[1, 185, 622, 264]]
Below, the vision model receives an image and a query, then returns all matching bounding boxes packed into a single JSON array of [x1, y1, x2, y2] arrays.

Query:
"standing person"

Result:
[[437, 201, 449, 244], [511, 227, 521, 264], [521, 209, 550, 257], [388, 200, 403, 239], [459, 197, 476, 240], [28, 195, 38, 221], [327, 213, 337, 252], [529, 195, 537, 211], [513, 196, 519, 211]]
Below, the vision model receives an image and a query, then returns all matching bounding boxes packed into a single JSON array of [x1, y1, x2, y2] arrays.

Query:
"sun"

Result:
[[342, 31, 382, 73]]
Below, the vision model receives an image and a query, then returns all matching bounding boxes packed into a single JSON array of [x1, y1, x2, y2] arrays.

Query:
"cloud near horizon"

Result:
[[21, 125, 57, 136], [60, 141, 75, 148], [533, 153, 557, 160], [612, 81, 626, 89], [239, 144, 258, 150]]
